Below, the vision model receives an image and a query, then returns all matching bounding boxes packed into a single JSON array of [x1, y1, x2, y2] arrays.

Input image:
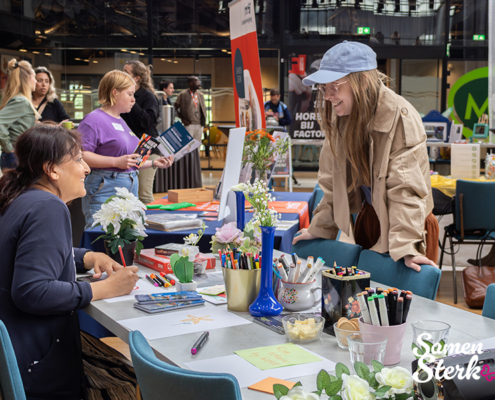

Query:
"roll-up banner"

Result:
[[288, 54, 324, 140], [229, 0, 265, 130]]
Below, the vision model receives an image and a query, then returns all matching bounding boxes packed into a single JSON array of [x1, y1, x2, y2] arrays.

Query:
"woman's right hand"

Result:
[[292, 228, 318, 245], [115, 154, 140, 170], [90, 266, 140, 301]]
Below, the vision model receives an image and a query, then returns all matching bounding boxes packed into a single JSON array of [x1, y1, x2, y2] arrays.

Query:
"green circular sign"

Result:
[[447, 67, 488, 138]]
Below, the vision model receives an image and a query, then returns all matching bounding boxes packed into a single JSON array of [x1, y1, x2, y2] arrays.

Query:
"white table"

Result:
[[82, 252, 495, 399]]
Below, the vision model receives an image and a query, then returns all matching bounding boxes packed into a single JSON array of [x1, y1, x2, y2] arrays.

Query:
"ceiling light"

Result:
[[38, 35, 46, 39], [167, 59, 172, 62], [221, 49, 227, 52], [130, 51, 137, 54], [173, 60, 178, 63], [139, 53, 144, 56], [227, 51, 232, 54], [92, 60, 98, 63], [45, 52, 52, 56], [84, 59, 89, 62], [35, 30, 41, 35], [32, 51, 40, 54], [121, 49, 128, 52], [19, 48, 27, 52], [75, 58, 81, 60]]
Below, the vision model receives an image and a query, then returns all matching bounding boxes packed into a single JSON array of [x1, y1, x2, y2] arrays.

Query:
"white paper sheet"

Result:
[[184, 347, 336, 388], [451, 143, 480, 179], [104, 275, 176, 303], [117, 304, 251, 340]]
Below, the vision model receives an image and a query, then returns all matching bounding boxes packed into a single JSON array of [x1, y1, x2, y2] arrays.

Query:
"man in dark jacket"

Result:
[[264, 88, 292, 128]]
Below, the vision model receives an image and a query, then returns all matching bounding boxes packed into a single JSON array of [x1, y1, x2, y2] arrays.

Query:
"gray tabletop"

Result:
[[83, 251, 495, 399]]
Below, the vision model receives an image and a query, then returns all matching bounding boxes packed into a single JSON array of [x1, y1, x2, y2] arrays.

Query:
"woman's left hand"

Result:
[[84, 252, 124, 278], [404, 255, 438, 272], [154, 155, 174, 169]]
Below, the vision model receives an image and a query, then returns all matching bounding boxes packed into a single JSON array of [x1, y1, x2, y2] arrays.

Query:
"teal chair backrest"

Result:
[[482, 284, 495, 319], [129, 330, 242, 400], [455, 180, 495, 232], [292, 239, 362, 267], [308, 184, 324, 221], [0, 320, 26, 400], [357, 250, 441, 300]]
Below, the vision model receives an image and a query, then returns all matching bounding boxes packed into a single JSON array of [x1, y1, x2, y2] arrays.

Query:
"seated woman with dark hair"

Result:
[[0, 124, 139, 400]]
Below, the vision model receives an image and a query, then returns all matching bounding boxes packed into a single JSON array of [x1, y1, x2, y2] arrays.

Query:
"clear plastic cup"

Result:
[[347, 332, 388, 369], [411, 320, 451, 348]]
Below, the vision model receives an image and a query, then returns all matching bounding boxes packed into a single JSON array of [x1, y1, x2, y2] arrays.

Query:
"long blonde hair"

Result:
[[0, 59, 37, 113], [98, 70, 135, 106], [124, 60, 156, 95], [34, 66, 58, 102], [316, 69, 388, 191]]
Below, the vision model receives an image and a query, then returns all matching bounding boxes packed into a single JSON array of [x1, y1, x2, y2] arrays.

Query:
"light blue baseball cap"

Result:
[[302, 41, 377, 86]]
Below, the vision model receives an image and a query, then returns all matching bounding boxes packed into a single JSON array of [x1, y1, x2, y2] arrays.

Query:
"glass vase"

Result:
[[249, 226, 283, 317], [254, 169, 269, 187], [234, 191, 246, 231]]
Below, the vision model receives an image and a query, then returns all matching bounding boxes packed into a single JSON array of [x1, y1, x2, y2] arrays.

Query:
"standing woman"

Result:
[[79, 70, 173, 229], [0, 59, 38, 170], [121, 60, 161, 204], [32, 66, 70, 123], [293, 42, 439, 272]]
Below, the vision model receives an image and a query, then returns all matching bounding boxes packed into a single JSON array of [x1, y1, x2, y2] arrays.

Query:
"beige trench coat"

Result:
[[308, 84, 433, 261]]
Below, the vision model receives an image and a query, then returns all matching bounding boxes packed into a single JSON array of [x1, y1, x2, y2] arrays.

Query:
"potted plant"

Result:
[[242, 129, 290, 185], [273, 361, 415, 400], [91, 187, 147, 266], [171, 246, 200, 292]]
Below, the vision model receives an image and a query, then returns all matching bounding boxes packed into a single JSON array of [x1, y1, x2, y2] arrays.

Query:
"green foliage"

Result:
[[317, 369, 331, 391], [354, 362, 370, 380], [372, 360, 384, 373], [324, 379, 343, 396], [373, 385, 392, 397], [367, 371, 379, 390], [242, 129, 290, 175], [273, 384, 289, 399], [335, 363, 350, 379]]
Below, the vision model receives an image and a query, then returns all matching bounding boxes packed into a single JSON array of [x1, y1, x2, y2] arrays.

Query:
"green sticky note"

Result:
[[234, 343, 322, 370]]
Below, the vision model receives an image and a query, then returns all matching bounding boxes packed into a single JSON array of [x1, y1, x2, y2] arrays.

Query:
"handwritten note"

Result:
[[234, 343, 322, 370]]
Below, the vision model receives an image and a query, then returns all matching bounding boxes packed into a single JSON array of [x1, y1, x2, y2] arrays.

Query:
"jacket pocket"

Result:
[[85, 174, 105, 198]]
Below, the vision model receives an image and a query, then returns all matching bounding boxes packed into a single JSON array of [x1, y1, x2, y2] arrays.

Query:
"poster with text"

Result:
[[229, 0, 265, 131], [288, 54, 324, 140]]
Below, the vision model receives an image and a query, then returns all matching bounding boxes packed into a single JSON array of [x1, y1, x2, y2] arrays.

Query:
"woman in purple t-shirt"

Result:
[[78, 70, 173, 228]]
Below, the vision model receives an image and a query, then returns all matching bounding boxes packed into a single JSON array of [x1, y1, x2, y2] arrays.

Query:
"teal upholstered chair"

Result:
[[129, 330, 242, 400], [357, 250, 442, 300], [292, 238, 362, 267], [0, 320, 26, 400], [439, 180, 495, 304], [308, 184, 324, 221], [482, 284, 495, 320]]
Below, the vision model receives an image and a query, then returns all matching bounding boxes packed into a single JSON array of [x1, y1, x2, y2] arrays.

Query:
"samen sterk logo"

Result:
[[447, 66, 488, 138]]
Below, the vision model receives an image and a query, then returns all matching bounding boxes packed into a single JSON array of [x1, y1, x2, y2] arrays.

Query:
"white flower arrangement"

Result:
[[242, 178, 280, 227], [183, 221, 206, 246], [273, 361, 414, 400], [91, 187, 147, 255]]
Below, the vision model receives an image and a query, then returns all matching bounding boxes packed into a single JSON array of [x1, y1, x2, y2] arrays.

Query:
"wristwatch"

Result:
[[152, 159, 157, 169]]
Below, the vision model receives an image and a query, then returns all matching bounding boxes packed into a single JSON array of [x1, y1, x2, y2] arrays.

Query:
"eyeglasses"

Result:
[[317, 81, 348, 96]]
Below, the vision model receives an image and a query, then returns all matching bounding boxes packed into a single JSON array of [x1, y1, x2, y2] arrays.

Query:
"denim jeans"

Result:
[[1, 152, 18, 171], [82, 170, 139, 230]]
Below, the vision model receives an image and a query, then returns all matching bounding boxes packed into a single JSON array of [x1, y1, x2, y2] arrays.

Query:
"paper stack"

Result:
[[451, 143, 480, 180], [146, 213, 203, 231]]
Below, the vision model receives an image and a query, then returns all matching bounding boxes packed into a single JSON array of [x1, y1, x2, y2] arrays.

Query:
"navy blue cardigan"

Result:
[[0, 189, 92, 400]]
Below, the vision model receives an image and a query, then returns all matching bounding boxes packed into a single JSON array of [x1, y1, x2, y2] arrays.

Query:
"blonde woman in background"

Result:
[[32, 66, 70, 123], [78, 70, 173, 228], [0, 59, 38, 170], [121, 60, 161, 204]]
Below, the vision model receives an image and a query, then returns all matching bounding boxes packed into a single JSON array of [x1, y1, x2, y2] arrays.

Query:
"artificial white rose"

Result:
[[375, 367, 414, 396], [342, 374, 374, 400], [279, 386, 320, 400]]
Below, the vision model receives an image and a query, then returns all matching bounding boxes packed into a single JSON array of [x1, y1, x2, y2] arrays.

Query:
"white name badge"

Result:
[[112, 123, 124, 131]]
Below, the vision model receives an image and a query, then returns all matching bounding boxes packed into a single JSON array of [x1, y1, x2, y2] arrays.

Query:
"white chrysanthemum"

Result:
[[93, 203, 121, 233]]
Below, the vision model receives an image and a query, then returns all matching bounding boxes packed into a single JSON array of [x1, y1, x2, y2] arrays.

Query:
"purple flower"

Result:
[[214, 222, 242, 244]]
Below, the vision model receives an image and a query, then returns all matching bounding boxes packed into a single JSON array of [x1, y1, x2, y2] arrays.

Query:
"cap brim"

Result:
[[302, 70, 348, 86]]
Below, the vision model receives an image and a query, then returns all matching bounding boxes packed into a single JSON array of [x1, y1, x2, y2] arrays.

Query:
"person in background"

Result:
[[32, 66, 70, 123], [0, 124, 139, 400], [79, 70, 173, 229], [174, 76, 206, 145], [121, 60, 161, 204], [293, 41, 438, 272], [264, 88, 292, 128], [0, 59, 38, 171], [159, 80, 175, 105]]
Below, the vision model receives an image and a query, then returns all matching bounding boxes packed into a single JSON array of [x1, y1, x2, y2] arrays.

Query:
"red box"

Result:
[[134, 249, 217, 274]]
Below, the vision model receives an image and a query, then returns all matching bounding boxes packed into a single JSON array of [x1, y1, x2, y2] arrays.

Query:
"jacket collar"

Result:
[[371, 83, 398, 133]]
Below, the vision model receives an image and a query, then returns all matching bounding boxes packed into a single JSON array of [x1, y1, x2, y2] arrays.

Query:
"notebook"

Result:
[[134, 300, 206, 314], [135, 292, 202, 304]]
